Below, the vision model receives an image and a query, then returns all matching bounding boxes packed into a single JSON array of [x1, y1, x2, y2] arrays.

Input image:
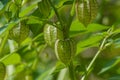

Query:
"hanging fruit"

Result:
[[76, 0, 98, 26], [9, 21, 29, 44], [44, 24, 63, 47], [55, 39, 76, 65]]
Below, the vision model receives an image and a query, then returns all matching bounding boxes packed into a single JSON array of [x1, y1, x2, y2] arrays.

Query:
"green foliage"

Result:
[[0, 53, 21, 65], [19, 3, 37, 17], [0, 0, 120, 80], [99, 56, 120, 74]]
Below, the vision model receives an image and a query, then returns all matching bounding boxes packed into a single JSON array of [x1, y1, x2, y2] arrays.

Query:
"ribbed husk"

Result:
[[76, 0, 98, 26], [44, 24, 63, 47], [55, 39, 76, 65]]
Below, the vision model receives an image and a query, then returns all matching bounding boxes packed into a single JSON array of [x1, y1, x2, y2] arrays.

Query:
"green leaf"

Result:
[[76, 43, 99, 55], [87, 23, 109, 32], [0, 53, 21, 65], [77, 35, 103, 48], [0, 62, 6, 80], [113, 28, 120, 34], [70, 19, 86, 31], [70, 19, 86, 37], [57, 68, 69, 80], [13, 64, 26, 75], [27, 16, 43, 24], [37, 69, 53, 80], [98, 56, 120, 74], [76, 34, 103, 54], [19, 3, 37, 17]]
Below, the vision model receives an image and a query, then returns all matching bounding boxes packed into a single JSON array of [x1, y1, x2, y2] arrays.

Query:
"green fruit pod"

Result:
[[76, 0, 98, 26], [0, 62, 6, 80], [55, 39, 76, 65], [9, 21, 29, 43], [89, 0, 98, 22], [44, 24, 63, 47]]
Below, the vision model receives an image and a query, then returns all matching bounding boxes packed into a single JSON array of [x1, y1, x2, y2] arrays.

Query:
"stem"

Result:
[[68, 61, 76, 80], [0, 32, 9, 57], [81, 28, 112, 80], [48, 0, 63, 27]]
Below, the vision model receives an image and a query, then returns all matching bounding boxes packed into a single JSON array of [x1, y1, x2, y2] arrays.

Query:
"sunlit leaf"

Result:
[[87, 23, 109, 32], [13, 64, 26, 75], [0, 53, 21, 65], [70, 19, 86, 31], [19, 3, 37, 17], [57, 68, 69, 80], [70, 19, 86, 37]]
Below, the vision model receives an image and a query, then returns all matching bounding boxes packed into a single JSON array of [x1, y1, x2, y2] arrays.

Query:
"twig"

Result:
[[48, 0, 63, 27], [81, 28, 113, 80], [0, 32, 9, 57], [68, 61, 76, 80]]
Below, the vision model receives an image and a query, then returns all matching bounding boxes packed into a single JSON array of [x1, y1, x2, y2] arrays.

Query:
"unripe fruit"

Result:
[[76, 0, 98, 26], [55, 39, 76, 65], [89, 0, 98, 22], [44, 24, 63, 47], [9, 21, 29, 43]]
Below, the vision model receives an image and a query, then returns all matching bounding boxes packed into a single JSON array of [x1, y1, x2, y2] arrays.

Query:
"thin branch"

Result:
[[81, 28, 113, 80], [68, 61, 76, 80], [48, 0, 63, 27], [0, 32, 9, 57]]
